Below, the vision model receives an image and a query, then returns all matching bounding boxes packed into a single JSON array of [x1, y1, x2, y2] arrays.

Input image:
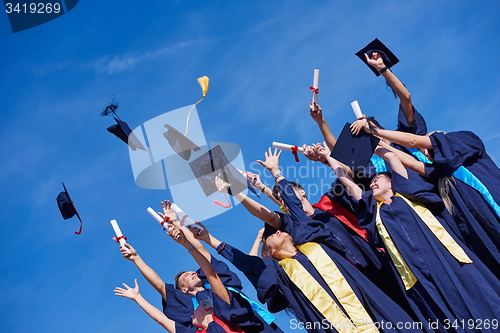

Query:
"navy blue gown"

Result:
[[349, 171, 500, 333], [424, 131, 500, 278], [162, 256, 283, 333]]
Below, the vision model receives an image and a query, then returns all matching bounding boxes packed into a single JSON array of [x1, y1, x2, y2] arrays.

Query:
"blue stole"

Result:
[[370, 155, 387, 173], [190, 283, 276, 325], [408, 148, 500, 219]]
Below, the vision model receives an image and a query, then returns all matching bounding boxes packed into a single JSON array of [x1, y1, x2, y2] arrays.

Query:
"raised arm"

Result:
[[160, 200, 211, 261], [248, 227, 265, 256], [246, 172, 281, 207], [114, 279, 176, 332], [319, 145, 363, 200], [121, 243, 166, 299], [215, 174, 282, 230], [169, 226, 230, 304], [309, 103, 337, 150], [374, 146, 408, 179], [351, 118, 433, 149], [365, 52, 413, 126], [377, 140, 428, 178]]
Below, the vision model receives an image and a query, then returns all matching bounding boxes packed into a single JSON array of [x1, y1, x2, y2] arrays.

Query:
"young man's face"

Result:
[[178, 271, 203, 293]]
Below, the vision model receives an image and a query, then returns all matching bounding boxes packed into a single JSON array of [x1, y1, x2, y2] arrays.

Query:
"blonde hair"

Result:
[[438, 175, 456, 214]]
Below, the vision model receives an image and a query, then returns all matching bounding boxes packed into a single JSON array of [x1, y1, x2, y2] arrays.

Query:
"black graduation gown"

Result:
[[424, 131, 500, 278], [349, 172, 500, 333], [162, 256, 283, 333]]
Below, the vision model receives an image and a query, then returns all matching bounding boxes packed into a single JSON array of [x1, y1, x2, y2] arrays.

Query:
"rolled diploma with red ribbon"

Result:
[[236, 168, 256, 184], [351, 100, 363, 119], [170, 203, 204, 235], [272, 142, 305, 153], [110, 219, 130, 253], [146, 207, 178, 238], [312, 69, 320, 104]]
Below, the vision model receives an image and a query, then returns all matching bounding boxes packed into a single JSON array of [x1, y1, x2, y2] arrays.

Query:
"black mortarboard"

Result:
[[163, 124, 201, 161], [56, 182, 83, 234], [355, 38, 399, 76], [107, 117, 146, 151], [330, 123, 380, 175], [189, 145, 258, 197]]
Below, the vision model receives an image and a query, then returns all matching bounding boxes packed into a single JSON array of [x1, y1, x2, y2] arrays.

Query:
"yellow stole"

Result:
[[375, 193, 473, 290], [278, 242, 379, 333]]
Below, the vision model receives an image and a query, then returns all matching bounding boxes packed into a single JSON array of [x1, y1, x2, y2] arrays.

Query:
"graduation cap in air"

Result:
[[163, 124, 201, 161], [56, 182, 83, 234], [330, 123, 380, 178], [355, 38, 399, 76], [189, 145, 259, 197], [100, 100, 146, 151]]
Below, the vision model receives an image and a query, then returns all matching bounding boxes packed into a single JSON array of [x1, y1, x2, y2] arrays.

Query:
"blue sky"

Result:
[[1, 1, 500, 332]]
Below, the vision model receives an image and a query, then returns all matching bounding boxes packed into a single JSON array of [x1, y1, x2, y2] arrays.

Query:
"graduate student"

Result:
[[189, 201, 425, 333], [215, 153, 398, 303], [119, 201, 282, 333], [320, 142, 500, 333], [351, 119, 500, 278], [114, 225, 245, 333]]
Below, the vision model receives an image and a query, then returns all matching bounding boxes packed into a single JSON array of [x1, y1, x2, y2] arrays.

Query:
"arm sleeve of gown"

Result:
[[212, 290, 264, 330], [425, 131, 485, 179], [196, 256, 242, 289], [216, 243, 289, 313], [348, 192, 382, 247], [396, 104, 428, 135], [162, 283, 194, 326], [276, 178, 310, 223], [391, 169, 443, 205]]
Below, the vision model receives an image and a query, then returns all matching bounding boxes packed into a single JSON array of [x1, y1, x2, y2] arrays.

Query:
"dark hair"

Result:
[[271, 182, 305, 201], [174, 271, 188, 290]]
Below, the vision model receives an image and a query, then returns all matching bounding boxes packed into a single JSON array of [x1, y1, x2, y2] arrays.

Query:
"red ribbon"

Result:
[[291, 146, 300, 163], [309, 86, 319, 94], [114, 235, 127, 243], [160, 216, 171, 230]]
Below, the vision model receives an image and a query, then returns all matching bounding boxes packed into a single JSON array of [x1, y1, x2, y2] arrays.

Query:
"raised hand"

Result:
[[121, 243, 139, 261], [309, 102, 323, 123], [191, 222, 210, 243], [302, 144, 326, 162], [350, 117, 371, 135], [256, 147, 282, 173], [364, 52, 385, 72], [160, 200, 178, 223], [114, 279, 140, 300], [215, 174, 230, 194], [167, 225, 188, 245], [317, 142, 331, 157]]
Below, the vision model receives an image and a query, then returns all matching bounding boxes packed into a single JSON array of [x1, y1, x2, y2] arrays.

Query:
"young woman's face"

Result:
[[265, 230, 294, 258], [370, 174, 393, 199]]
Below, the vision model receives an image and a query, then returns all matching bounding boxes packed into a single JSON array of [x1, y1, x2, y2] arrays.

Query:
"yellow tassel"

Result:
[[185, 76, 209, 136], [197, 76, 209, 97]]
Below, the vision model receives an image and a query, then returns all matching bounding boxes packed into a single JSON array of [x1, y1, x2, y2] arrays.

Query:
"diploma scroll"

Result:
[[110, 219, 130, 254], [312, 69, 320, 104], [272, 142, 305, 153], [170, 203, 204, 235], [351, 101, 363, 119], [146, 207, 181, 239], [236, 168, 257, 184]]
